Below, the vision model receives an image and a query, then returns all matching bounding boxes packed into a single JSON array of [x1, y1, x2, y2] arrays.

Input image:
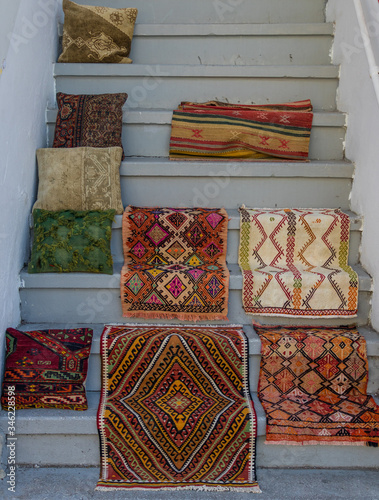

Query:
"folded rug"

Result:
[[96, 325, 260, 492], [169, 99, 313, 160], [239, 208, 358, 317], [120, 207, 229, 321], [255, 324, 379, 446]]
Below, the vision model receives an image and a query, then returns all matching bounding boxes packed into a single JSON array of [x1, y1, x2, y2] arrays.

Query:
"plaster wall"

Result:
[[327, 0, 379, 330], [0, 0, 62, 377]]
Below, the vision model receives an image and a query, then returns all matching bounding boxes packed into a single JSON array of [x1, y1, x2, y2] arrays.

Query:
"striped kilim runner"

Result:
[[96, 325, 260, 492], [255, 324, 379, 446], [169, 100, 313, 160], [238, 208, 358, 317]]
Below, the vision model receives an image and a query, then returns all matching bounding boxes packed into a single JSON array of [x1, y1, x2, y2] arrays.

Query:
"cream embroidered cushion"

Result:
[[58, 0, 138, 64], [34, 147, 124, 214]]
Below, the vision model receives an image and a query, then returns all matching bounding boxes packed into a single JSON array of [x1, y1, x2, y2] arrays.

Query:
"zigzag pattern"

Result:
[[238, 208, 358, 317]]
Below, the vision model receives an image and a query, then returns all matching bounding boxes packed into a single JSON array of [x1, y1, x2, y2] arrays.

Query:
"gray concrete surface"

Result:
[[1, 467, 378, 499]]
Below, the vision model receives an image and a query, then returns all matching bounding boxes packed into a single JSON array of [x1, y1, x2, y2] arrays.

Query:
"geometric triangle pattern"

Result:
[[96, 325, 260, 492], [239, 208, 358, 317], [121, 207, 229, 321], [255, 324, 379, 446]]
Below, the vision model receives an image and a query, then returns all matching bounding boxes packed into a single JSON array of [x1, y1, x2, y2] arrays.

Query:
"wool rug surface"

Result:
[[255, 324, 379, 446], [169, 100, 313, 161], [96, 325, 260, 492], [239, 208, 358, 317], [121, 207, 229, 321]]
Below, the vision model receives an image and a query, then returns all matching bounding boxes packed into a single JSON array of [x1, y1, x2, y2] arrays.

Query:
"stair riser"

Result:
[[55, 77, 338, 111], [129, 36, 332, 66], [20, 289, 372, 327], [117, 176, 351, 209], [73, 0, 327, 24], [13, 432, 379, 469], [85, 353, 379, 394], [110, 228, 362, 266], [47, 123, 345, 161]]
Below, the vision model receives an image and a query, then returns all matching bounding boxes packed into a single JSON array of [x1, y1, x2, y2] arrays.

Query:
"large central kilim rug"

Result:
[[255, 324, 379, 446], [239, 208, 358, 317], [169, 99, 313, 161], [120, 207, 229, 321], [96, 325, 260, 491]]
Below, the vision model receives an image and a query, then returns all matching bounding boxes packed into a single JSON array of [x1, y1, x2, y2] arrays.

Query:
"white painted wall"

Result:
[[0, 0, 62, 376], [327, 0, 379, 330]]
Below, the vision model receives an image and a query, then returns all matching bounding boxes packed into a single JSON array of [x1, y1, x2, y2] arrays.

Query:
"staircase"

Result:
[[2, 0, 379, 470]]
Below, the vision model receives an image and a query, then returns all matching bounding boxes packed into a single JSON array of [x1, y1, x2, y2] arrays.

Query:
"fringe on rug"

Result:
[[122, 311, 228, 322], [95, 485, 262, 493]]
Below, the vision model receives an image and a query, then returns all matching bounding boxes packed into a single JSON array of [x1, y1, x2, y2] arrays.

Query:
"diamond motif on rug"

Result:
[[166, 276, 187, 299], [96, 325, 259, 491], [146, 223, 169, 245]]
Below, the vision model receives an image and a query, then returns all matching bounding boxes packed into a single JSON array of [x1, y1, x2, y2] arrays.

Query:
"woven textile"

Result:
[[238, 208, 358, 317], [96, 325, 260, 492], [53, 92, 127, 157], [169, 100, 313, 160], [28, 209, 115, 274], [59, 0, 137, 63], [121, 207, 229, 321], [34, 147, 124, 214], [255, 324, 379, 446], [1, 328, 93, 410]]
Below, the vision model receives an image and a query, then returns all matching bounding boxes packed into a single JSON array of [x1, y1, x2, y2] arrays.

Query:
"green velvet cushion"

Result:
[[28, 209, 115, 274]]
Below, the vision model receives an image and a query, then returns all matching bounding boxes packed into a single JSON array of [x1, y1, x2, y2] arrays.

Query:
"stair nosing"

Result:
[[133, 23, 335, 37], [19, 263, 372, 292], [53, 63, 339, 79], [46, 109, 347, 127]]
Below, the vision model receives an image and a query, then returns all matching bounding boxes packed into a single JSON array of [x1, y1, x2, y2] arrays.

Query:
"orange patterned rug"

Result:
[[255, 324, 379, 446], [120, 207, 229, 321]]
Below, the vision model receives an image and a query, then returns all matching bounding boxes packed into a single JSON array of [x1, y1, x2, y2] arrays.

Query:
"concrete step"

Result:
[[128, 23, 333, 66], [46, 110, 346, 161], [53, 64, 339, 111], [19, 264, 372, 326], [2, 468, 379, 499], [72, 0, 328, 24], [1, 325, 378, 468]]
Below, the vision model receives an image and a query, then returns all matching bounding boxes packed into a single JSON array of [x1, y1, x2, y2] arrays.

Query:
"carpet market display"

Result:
[[96, 324, 260, 491], [169, 99, 313, 160], [255, 324, 379, 446], [121, 207, 229, 321], [1, 327, 93, 410], [239, 208, 358, 317]]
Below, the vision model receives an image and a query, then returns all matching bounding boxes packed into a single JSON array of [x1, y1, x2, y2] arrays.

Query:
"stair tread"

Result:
[[29, 210, 363, 230], [19, 263, 372, 291], [16, 324, 379, 357], [133, 23, 335, 36], [54, 63, 339, 78], [46, 109, 346, 127]]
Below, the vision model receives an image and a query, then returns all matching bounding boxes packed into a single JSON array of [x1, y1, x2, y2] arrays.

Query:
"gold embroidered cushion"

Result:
[[34, 147, 124, 214], [58, 0, 138, 63]]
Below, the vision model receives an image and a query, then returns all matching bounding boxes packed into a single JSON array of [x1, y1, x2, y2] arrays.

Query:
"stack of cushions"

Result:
[[29, 91, 128, 274], [1, 327, 93, 410], [59, 0, 138, 64]]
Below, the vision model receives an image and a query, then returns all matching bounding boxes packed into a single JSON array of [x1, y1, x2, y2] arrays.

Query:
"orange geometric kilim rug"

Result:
[[120, 206, 229, 321], [239, 208, 358, 317], [96, 325, 260, 492], [255, 324, 379, 446]]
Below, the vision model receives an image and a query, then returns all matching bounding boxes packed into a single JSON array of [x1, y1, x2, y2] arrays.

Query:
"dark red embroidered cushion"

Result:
[[52, 92, 127, 157], [1, 328, 93, 410]]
